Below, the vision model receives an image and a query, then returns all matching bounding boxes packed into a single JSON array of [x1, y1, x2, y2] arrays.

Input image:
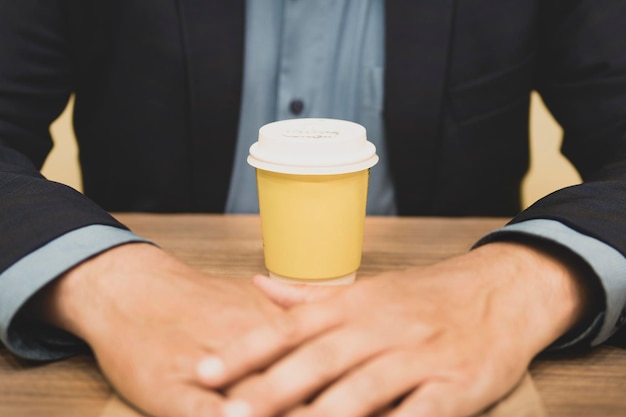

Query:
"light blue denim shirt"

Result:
[[225, 0, 395, 215], [2, 0, 625, 359]]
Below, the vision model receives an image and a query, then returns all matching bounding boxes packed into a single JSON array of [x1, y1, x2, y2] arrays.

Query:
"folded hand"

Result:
[[38, 243, 286, 417], [200, 242, 587, 417]]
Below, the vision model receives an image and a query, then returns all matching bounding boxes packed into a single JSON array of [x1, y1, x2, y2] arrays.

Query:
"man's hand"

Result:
[[198, 242, 591, 417], [32, 243, 285, 417]]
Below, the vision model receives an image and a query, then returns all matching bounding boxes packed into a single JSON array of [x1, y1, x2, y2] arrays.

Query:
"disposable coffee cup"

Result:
[[247, 118, 379, 285]]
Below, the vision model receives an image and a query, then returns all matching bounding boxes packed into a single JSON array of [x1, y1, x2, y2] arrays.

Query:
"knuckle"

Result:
[[310, 375, 380, 417], [272, 313, 300, 344], [349, 372, 380, 404], [186, 395, 220, 417], [157, 386, 221, 417], [306, 342, 343, 381], [230, 373, 283, 411]]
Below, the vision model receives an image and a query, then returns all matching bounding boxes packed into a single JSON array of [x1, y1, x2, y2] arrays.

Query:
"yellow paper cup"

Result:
[[248, 119, 378, 285]]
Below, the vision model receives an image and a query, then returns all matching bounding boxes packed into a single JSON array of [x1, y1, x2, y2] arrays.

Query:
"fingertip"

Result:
[[252, 274, 271, 285], [256, 274, 347, 310], [197, 356, 226, 385], [252, 275, 311, 308]]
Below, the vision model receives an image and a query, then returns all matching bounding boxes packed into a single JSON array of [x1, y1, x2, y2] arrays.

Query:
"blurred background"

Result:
[[42, 92, 582, 210]]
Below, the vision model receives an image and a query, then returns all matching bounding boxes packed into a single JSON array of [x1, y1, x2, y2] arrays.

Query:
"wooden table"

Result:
[[1, 214, 625, 417]]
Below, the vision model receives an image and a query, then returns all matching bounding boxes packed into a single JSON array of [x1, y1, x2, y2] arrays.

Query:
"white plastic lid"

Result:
[[247, 118, 379, 175]]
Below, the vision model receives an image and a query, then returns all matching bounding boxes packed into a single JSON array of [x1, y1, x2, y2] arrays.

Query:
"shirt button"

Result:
[[289, 99, 305, 115]]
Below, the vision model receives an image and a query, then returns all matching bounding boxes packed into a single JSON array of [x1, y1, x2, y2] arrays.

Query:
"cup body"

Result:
[[248, 118, 378, 285], [256, 168, 369, 284]]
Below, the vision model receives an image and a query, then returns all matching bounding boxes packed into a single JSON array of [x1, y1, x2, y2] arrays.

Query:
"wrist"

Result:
[[468, 241, 595, 355], [29, 242, 163, 343]]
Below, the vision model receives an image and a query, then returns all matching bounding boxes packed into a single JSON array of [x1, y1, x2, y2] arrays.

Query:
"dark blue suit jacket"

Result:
[[1, 1, 626, 342]]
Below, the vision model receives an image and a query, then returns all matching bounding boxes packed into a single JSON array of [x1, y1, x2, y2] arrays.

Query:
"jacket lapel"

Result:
[[173, 1, 454, 214], [175, 0, 244, 212], [385, 1, 456, 215]]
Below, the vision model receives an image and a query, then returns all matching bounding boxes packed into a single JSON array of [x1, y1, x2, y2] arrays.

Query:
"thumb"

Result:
[[252, 275, 340, 308]]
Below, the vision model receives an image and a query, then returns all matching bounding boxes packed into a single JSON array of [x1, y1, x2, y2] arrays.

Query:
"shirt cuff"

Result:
[[475, 219, 626, 349], [0, 225, 151, 360]]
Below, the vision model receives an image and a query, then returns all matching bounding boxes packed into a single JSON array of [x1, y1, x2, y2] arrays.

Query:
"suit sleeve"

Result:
[[505, 0, 626, 345], [0, 0, 133, 359], [0, 225, 150, 360], [0, 0, 128, 274]]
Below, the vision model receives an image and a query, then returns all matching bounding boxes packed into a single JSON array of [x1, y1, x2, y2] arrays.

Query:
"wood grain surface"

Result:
[[1, 214, 624, 417]]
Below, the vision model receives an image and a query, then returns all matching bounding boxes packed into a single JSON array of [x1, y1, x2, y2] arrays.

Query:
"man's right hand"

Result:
[[32, 243, 285, 417]]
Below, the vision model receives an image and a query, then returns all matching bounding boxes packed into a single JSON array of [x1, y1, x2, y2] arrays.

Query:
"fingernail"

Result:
[[223, 400, 252, 417], [196, 356, 225, 382]]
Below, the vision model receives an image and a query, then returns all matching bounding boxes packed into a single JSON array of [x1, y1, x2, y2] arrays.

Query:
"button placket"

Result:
[[276, 0, 331, 119]]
